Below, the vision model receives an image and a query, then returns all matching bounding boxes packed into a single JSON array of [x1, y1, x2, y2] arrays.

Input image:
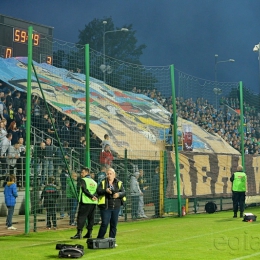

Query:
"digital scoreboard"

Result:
[[0, 14, 53, 64]]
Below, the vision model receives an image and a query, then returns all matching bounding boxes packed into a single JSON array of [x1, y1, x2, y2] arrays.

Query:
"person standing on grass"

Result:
[[137, 169, 149, 218], [97, 167, 126, 241], [40, 176, 59, 229], [230, 165, 247, 218], [130, 172, 142, 219], [71, 167, 98, 239], [152, 166, 160, 218], [4, 174, 18, 230], [66, 171, 78, 226]]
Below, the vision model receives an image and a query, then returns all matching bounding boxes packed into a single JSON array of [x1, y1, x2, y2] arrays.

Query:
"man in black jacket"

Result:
[[40, 176, 59, 229]]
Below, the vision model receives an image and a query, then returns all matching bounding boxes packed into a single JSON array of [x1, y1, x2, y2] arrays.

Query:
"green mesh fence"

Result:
[[2, 29, 260, 234]]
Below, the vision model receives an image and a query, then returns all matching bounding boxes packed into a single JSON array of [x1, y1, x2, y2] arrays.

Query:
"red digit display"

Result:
[[5, 47, 13, 58], [13, 28, 40, 46], [46, 56, 52, 65]]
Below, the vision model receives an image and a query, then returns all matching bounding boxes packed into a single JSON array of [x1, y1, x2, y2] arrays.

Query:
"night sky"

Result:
[[2, 0, 260, 94]]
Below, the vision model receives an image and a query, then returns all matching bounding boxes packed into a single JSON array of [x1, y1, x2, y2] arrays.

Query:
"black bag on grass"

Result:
[[243, 213, 257, 222], [56, 244, 84, 258], [87, 238, 116, 249], [205, 201, 217, 214]]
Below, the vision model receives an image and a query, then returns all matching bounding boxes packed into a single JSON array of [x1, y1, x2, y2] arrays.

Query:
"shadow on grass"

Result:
[[46, 254, 59, 259], [214, 218, 235, 222]]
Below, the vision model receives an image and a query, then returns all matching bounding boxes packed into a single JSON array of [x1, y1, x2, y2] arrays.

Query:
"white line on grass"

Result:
[[29, 240, 70, 247], [231, 252, 260, 260], [27, 230, 139, 247], [119, 229, 138, 233], [83, 223, 260, 259]]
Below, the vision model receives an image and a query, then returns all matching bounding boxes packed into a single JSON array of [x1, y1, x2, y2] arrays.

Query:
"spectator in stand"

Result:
[[5, 90, 13, 110], [4, 174, 18, 230], [72, 123, 84, 144], [0, 120, 7, 144], [14, 107, 26, 129], [0, 96, 7, 120], [45, 138, 54, 177], [40, 113, 49, 133], [101, 134, 113, 151], [75, 136, 85, 149], [90, 132, 101, 164], [100, 134, 119, 158], [34, 142, 46, 186], [47, 117, 57, 143], [6, 102, 14, 128], [16, 137, 26, 186], [32, 98, 41, 128], [78, 138, 86, 166], [13, 91, 21, 113], [100, 144, 114, 167], [57, 114, 67, 131], [7, 142, 20, 177], [0, 133, 12, 175], [97, 165, 107, 185], [66, 171, 78, 226], [60, 120, 70, 144], [56, 141, 70, 170], [132, 87, 137, 93], [8, 121, 21, 145], [40, 176, 59, 230]]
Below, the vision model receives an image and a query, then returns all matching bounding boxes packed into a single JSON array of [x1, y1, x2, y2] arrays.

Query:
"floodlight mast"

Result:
[[102, 21, 129, 84]]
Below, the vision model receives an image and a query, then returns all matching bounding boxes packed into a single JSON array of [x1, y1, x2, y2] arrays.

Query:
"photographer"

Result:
[[97, 168, 126, 242]]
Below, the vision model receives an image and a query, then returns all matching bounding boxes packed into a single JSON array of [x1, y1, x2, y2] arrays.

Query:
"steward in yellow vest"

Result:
[[71, 167, 97, 239], [97, 167, 126, 240], [230, 165, 247, 218]]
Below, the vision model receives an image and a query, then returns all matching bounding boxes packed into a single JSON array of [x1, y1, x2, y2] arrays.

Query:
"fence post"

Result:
[[124, 148, 128, 221]]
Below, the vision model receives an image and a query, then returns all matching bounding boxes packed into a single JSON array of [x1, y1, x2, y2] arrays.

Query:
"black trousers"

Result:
[[77, 203, 96, 231], [232, 191, 246, 213], [46, 207, 57, 228], [152, 192, 160, 216]]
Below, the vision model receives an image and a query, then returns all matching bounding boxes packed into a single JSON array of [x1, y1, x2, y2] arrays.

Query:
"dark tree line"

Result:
[[52, 17, 158, 91]]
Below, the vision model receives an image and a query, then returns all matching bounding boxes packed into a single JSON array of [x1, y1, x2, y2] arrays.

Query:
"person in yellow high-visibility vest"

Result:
[[230, 165, 247, 218], [70, 167, 98, 239], [97, 168, 126, 242]]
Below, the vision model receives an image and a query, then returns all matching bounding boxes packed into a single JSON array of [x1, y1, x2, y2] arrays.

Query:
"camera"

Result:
[[109, 185, 115, 195]]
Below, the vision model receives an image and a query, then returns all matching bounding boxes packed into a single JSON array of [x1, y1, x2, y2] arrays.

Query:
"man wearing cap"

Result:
[[230, 165, 247, 218]]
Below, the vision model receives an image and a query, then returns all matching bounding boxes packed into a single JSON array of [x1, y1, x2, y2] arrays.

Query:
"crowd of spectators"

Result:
[[132, 86, 260, 154], [0, 83, 123, 186], [0, 79, 259, 187]]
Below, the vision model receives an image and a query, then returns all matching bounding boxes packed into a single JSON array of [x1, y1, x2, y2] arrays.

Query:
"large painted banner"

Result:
[[0, 57, 240, 158], [166, 152, 260, 198]]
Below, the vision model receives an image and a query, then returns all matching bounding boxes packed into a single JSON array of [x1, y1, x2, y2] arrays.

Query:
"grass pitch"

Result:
[[1, 209, 260, 260]]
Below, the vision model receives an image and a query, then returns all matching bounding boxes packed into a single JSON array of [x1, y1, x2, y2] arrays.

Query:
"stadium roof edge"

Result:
[[0, 13, 54, 30]]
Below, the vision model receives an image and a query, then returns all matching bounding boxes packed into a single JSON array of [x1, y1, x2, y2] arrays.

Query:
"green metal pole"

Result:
[[124, 148, 128, 221], [25, 26, 33, 234], [170, 65, 182, 217], [239, 81, 245, 169], [85, 44, 90, 167]]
